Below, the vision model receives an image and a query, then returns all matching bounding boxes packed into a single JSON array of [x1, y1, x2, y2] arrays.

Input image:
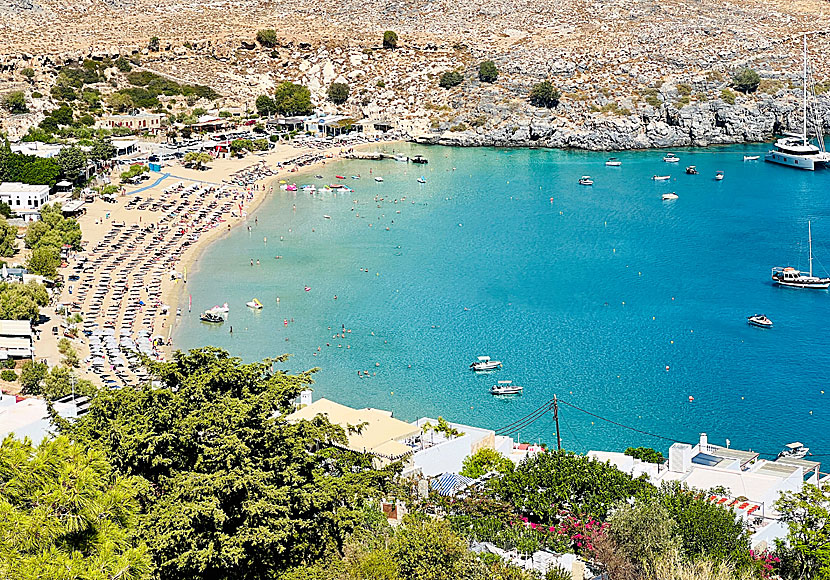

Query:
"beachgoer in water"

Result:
[[230, 326, 233, 334], [250, 259, 254, 266], [256, 260, 260, 265]]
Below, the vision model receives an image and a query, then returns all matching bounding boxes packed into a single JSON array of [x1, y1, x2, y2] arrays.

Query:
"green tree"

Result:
[[439, 71, 463, 89], [18, 359, 48, 394], [255, 94, 277, 116], [61, 348, 399, 580], [183, 151, 212, 168], [120, 164, 149, 181], [26, 246, 60, 278], [20, 67, 35, 81], [0, 281, 49, 321], [529, 81, 561, 107], [40, 366, 95, 399], [479, 60, 499, 83], [88, 138, 117, 162], [327, 82, 350, 105], [230, 138, 255, 155], [0, 436, 150, 580], [383, 31, 398, 49], [256, 29, 279, 47], [148, 36, 160, 51], [273, 82, 313, 116], [390, 517, 477, 580], [2, 91, 27, 114], [55, 145, 87, 179], [775, 484, 830, 580], [732, 68, 761, 93], [108, 91, 134, 113], [624, 446, 665, 464], [0, 217, 17, 257], [24, 204, 82, 251], [607, 497, 679, 574], [115, 56, 133, 72], [0, 202, 14, 219], [460, 447, 514, 478], [50, 105, 73, 126]]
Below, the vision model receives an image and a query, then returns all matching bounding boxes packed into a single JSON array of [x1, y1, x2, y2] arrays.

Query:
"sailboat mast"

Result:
[[809, 220, 813, 277]]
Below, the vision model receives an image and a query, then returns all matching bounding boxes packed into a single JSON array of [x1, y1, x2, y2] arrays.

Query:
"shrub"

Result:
[[460, 448, 513, 478], [273, 82, 312, 116], [20, 67, 35, 80], [1, 369, 17, 382], [256, 29, 279, 47], [720, 88, 736, 105], [479, 60, 498, 83], [148, 36, 160, 51], [439, 71, 463, 89], [676, 83, 693, 96], [383, 31, 398, 49], [115, 56, 132, 72], [529, 81, 561, 108], [1, 359, 15, 369], [732, 68, 761, 93], [327, 82, 350, 104], [31, 91, 42, 99], [625, 447, 665, 464], [2, 91, 28, 114]]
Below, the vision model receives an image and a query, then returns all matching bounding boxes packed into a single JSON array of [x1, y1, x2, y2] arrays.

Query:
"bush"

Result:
[[273, 82, 312, 116], [439, 71, 463, 89], [625, 447, 665, 464], [676, 83, 693, 96], [114, 56, 132, 72], [732, 68, 761, 93], [460, 448, 513, 478], [256, 29, 279, 47], [148, 36, 160, 51], [1, 359, 15, 369], [19, 360, 47, 394], [1, 369, 17, 382], [31, 91, 42, 99], [479, 60, 498, 83], [529, 81, 561, 108], [2, 91, 28, 114], [327, 82, 350, 104], [20, 67, 35, 80], [383, 31, 398, 49], [720, 88, 736, 105]]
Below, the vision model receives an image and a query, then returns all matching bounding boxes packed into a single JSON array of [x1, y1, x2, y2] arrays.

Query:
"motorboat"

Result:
[[766, 36, 830, 170], [335, 175, 346, 179], [351, 175, 361, 179], [200, 311, 224, 324], [578, 176, 594, 186], [777, 442, 809, 459], [417, 177, 426, 184], [323, 215, 331, 219], [747, 314, 772, 328], [375, 177, 384, 182], [302, 185, 316, 193], [663, 153, 680, 162], [246, 298, 263, 309], [771, 221, 830, 289], [393, 155, 409, 162], [411, 155, 429, 164], [662, 192, 679, 200], [715, 171, 724, 181], [470, 356, 502, 371], [652, 175, 671, 181], [315, 174, 324, 179], [744, 155, 760, 161], [491, 380, 523, 395], [209, 303, 229, 313], [685, 166, 698, 175], [605, 157, 622, 166]]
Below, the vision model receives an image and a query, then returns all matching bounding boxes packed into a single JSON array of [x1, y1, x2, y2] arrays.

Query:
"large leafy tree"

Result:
[[0, 217, 17, 257], [26, 245, 60, 278], [89, 138, 117, 162], [24, 203, 82, 251], [0, 280, 49, 321], [255, 94, 277, 116], [273, 82, 313, 116], [0, 435, 151, 580], [61, 347, 400, 580], [775, 484, 830, 580], [55, 145, 87, 179]]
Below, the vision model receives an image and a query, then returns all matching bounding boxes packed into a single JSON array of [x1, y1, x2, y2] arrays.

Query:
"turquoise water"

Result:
[[175, 143, 830, 458]]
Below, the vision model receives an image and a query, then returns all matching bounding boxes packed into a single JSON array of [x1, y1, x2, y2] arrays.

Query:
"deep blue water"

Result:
[[175, 143, 830, 458]]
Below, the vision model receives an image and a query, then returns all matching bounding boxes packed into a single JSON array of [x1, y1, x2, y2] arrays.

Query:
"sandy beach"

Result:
[[44, 140, 394, 387]]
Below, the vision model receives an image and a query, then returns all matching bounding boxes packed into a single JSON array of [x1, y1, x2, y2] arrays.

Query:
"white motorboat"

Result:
[[744, 155, 760, 161], [375, 177, 384, 182], [685, 166, 698, 175], [746, 314, 772, 328], [491, 380, 523, 395], [246, 298, 263, 310], [323, 215, 331, 219], [715, 171, 724, 181], [652, 175, 671, 181], [771, 221, 830, 289], [393, 154, 409, 162], [200, 311, 224, 324], [470, 356, 502, 371], [766, 35, 830, 170], [605, 157, 622, 166], [208, 302, 229, 313], [777, 442, 809, 459], [417, 177, 426, 184], [663, 153, 680, 162], [662, 192, 679, 200], [578, 176, 594, 185]]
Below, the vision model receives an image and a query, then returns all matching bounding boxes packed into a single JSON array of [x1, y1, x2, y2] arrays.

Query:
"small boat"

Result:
[[470, 356, 502, 371], [744, 155, 760, 161], [417, 177, 426, 184], [200, 311, 224, 324], [209, 303, 229, 313], [302, 185, 316, 192], [578, 176, 594, 186], [351, 175, 360, 179], [715, 171, 724, 181], [662, 192, 679, 200], [323, 215, 331, 219], [746, 314, 772, 328], [335, 175, 346, 180], [685, 166, 698, 175], [393, 155, 409, 162], [777, 442, 809, 459], [411, 155, 429, 164], [664, 153, 680, 162], [315, 174, 324, 179], [375, 177, 384, 182], [246, 298, 263, 309], [771, 221, 830, 289], [652, 175, 671, 181], [605, 157, 622, 166], [285, 184, 297, 192], [304, 286, 311, 292], [491, 380, 523, 395]]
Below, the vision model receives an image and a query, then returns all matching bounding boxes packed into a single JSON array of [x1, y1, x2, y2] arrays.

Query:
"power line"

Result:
[[556, 398, 687, 443]]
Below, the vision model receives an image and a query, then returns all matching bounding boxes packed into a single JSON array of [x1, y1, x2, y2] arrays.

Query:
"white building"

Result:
[[0, 319, 34, 359], [0, 393, 87, 441], [589, 433, 820, 550], [96, 113, 165, 133], [0, 182, 50, 222], [10, 141, 64, 159]]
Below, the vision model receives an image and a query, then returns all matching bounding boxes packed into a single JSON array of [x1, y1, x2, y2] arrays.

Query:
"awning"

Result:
[[430, 473, 475, 497]]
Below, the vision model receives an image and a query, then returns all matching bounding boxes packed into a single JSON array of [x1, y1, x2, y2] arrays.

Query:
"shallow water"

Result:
[[175, 143, 830, 458]]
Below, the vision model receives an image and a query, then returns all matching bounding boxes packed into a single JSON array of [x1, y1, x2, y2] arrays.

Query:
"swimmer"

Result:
[[256, 260, 260, 265], [250, 259, 254, 266]]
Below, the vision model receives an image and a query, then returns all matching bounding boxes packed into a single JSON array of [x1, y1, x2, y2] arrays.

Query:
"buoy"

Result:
[[665, 365, 670, 371], [670, 340, 674, 344], [689, 396, 694, 402]]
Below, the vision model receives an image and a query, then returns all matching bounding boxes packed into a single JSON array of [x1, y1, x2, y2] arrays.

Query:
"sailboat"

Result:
[[765, 35, 830, 170], [771, 221, 830, 288]]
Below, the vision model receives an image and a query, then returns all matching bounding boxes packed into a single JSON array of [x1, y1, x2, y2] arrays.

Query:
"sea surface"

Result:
[[175, 143, 830, 458]]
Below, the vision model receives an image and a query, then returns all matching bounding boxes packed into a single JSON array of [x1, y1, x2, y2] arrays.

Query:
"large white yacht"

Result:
[[766, 35, 830, 170]]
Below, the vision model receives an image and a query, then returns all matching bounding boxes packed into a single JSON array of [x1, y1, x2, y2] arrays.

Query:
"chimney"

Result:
[[669, 443, 692, 473], [699, 432, 708, 450]]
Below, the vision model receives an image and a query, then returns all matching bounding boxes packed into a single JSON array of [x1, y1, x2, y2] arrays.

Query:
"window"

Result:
[[15, 199, 20, 206]]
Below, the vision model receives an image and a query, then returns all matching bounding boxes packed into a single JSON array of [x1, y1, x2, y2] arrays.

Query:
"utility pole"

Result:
[[553, 395, 562, 451]]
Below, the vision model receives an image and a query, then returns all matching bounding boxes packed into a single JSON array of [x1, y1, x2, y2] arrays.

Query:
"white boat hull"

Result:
[[765, 151, 819, 170], [774, 280, 830, 289]]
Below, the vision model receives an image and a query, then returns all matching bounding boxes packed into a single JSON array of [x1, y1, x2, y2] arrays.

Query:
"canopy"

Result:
[[430, 473, 475, 497]]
